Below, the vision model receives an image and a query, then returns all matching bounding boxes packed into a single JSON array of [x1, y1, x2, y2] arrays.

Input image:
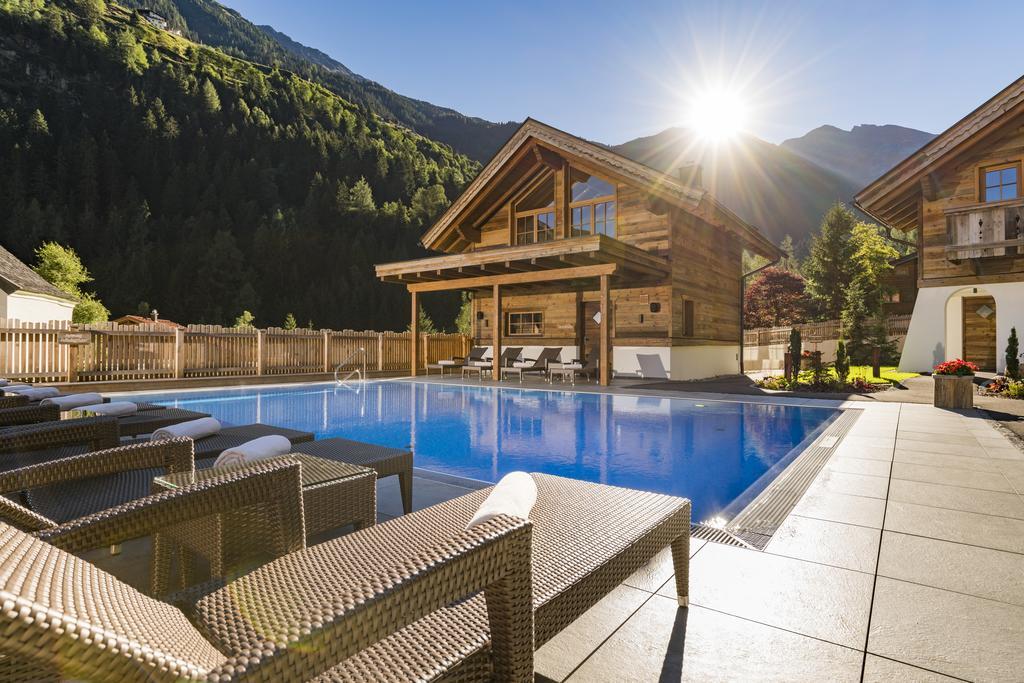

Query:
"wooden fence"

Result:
[[0, 319, 470, 383], [742, 314, 913, 347]]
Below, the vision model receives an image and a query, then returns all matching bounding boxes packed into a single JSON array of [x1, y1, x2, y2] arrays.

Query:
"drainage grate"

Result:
[[702, 409, 863, 551]]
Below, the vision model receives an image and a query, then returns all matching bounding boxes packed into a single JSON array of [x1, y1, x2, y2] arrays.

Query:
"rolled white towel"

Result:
[[466, 472, 537, 529], [9, 387, 60, 400], [39, 392, 104, 411], [213, 435, 291, 469], [151, 417, 222, 442], [78, 401, 138, 417]]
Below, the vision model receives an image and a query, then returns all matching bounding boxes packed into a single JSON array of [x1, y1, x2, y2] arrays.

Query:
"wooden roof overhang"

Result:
[[855, 74, 1024, 232], [375, 235, 670, 294], [419, 118, 780, 260]]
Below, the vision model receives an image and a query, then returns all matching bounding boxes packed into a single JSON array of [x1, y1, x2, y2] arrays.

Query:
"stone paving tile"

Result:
[[831, 444, 894, 462], [658, 543, 873, 649], [868, 577, 1024, 682], [802, 469, 889, 500], [894, 438, 988, 456], [826, 456, 892, 478], [764, 515, 880, 573], [884, 501, 1024, 554], [897, 430, 983, 446], [535, 585, 651, 682], [790, 488, 887, 528], [889, 462, 1015, 492], [887, 478, 1024, 519], [877, 532, 1024, 607], [980, 444, 1024, 460], [622, 539, 707, 593], [834, 435, 896, 450], [566, 599, 863, 683], [893, 449, 1004, 472], [861, 654, 964, 682]]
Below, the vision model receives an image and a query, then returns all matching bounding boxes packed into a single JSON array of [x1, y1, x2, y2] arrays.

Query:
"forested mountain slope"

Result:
[[0, 0, 477, 329]]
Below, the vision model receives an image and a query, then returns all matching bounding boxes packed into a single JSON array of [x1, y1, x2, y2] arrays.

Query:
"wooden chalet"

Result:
[[376, 119, 779, 384], [856, 75, 1024, 372]]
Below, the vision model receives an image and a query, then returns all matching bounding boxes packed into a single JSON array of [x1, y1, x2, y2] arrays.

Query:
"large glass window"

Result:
[[507, 311, 543, 336], [569, 167, 616, 237], [984, 164, 1019, 202]]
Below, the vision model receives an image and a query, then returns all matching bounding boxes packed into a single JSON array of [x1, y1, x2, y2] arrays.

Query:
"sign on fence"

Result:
[[57, 332, 92, 345]]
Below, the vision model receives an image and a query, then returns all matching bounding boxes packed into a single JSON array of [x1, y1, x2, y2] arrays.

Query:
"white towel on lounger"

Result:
[[78, 401, 138, 417], [466, 472, 537, 529], [39, 393, 104, 410], [213, 435, 291, 469], [151, 417, 222, 442], [9, 387, 60, 400]]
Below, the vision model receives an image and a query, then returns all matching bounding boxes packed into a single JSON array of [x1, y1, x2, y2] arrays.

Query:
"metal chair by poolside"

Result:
[[462, 346, 522, 380], [500, 347, 563, 382], [0, 471, 690, 682], [426, 345, 488, 376]]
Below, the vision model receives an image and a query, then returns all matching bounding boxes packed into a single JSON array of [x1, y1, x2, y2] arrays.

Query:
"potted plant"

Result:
[[933, 359, 979, 409]]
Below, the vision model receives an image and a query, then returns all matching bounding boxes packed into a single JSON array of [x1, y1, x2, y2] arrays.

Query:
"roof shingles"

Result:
[[0, 245, 78, 302]]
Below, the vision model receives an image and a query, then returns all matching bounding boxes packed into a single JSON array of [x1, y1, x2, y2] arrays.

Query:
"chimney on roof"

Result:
[[151, 309, 159, 322], [676, 162, 703, 190]]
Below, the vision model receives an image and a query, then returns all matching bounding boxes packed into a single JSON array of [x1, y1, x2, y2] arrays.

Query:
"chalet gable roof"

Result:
[[422, 118, 778, 258], [856, 73, 1024, 230], [0, 245, 77, 302]]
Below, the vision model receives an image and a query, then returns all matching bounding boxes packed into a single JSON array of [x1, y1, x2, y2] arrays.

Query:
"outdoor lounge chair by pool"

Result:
[[548, 350, 598, 384], [0, 401, 212, 437], [426, 345, 488, 376], [0, 471, 690, 682], [501, 347, 563, 382], [462, 346, 522, 380]]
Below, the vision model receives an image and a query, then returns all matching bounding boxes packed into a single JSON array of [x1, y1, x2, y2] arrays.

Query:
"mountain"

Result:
[[117, 0, 520, 162], [613, 128, 862, 250], [781, 124, 935, 187], [0, 0, 477, 329]]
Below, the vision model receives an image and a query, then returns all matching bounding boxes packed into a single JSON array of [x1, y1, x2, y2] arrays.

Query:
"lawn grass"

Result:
[[813, 365, 918, 385]]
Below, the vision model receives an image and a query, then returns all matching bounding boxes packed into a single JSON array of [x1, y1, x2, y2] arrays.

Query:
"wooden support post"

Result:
[[377, 332, 384, 372], [410, 290, 419, 377], [174, 328, 185, 379], [492, 284, 502, 380], [322, 330, 329, 373], [67, 344, 78, 384], [255, 330, 264, 376], [600, 274, 611, 386]]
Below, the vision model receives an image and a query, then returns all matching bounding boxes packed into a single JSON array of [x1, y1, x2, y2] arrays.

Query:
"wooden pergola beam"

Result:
[[405, 263, 618, 293]]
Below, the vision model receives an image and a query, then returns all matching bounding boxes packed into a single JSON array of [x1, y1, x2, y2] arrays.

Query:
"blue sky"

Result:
[[221, 0, 1024, 144]]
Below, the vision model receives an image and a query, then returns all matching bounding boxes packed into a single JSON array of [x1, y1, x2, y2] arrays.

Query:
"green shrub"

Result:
[[1007, 327, 1020, 380], [835, 339, 850, 384]]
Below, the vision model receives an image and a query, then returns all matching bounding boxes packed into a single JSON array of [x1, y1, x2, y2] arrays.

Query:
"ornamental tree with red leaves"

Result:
[[744, 267, 809, 328]]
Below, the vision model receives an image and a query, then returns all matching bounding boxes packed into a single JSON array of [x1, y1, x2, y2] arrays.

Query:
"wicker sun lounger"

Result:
[[175, 423, 315, 463], [291, 436, 413, 513], [0, 472, 689, 682]]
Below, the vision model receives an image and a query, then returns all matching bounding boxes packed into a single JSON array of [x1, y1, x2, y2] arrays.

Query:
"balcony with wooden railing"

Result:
[[944, 201, 1024, 261]]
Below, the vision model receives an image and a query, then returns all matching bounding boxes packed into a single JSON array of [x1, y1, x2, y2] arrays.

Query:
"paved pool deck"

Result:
[[395, 377, 1024, 681]]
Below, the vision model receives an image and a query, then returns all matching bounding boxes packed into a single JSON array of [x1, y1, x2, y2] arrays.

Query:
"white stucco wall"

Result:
[[670, 345, 740, 380], [2, 291, 75, 323], [898, 283, 1024, 373]]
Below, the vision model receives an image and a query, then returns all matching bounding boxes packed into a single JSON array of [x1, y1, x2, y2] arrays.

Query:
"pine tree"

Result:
[[778, 234, 800, 273], [233, 310, 256, 328], [408, 306, 438, 334], [200, 79, 221, 113], [114, 28, 148, 75], [454, 292, 473, 335], [27, 109, 49, 138], [841, 282, 871, 363], [804, 203, 857, 319], [1007, 327, 1020, 380], [835, 338, 850, 384], [283, 313, 297, 330]]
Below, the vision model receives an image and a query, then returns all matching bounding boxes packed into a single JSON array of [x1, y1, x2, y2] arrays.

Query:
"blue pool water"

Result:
[[127, 381, 838, 523]]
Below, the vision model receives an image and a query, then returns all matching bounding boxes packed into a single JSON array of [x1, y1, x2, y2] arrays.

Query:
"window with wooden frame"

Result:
[[513, 171, 556, 245], [981, 162, 1020, 202], [680, 298, 695, 337], [569, 167, 616, 237], [506, 311, 544, 336]]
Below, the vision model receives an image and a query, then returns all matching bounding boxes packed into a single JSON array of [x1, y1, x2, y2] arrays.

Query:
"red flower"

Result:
[[933, 359, 979, 376]]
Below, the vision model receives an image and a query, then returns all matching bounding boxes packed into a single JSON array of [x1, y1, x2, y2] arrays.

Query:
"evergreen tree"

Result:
[[1007, 327, 1020, 380], [835, 338, 850, 384], [804, 203, 857, 319], [113, 28, 148, 75], [233, 310, 256, 328], [778, 234, 800, 273], [200, 79, 221, 113], [841, 282, 871, 363], [27, 109, 49, 138], [408, 305, 438, 334], [454, 292, 472, 335], [282, 312, 297, 330]]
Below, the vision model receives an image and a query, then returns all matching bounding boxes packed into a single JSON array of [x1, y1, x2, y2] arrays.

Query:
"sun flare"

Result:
[[686, 87, 748, 142]]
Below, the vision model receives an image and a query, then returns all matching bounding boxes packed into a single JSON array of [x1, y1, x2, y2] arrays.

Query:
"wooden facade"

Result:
[[376, 119, 779, 384], [856, 75, 1024, 372], [880, 254, 918, 316]]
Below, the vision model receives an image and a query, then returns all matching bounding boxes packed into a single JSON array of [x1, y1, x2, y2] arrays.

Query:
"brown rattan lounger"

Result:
[[0, 472, 689, 681]]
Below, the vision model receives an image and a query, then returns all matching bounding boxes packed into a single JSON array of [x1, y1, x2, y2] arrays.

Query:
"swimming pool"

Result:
[[126, 381, 839, 523]]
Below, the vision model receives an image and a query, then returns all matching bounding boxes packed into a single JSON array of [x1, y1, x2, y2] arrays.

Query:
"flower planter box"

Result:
[[933, 374, 974, 409]]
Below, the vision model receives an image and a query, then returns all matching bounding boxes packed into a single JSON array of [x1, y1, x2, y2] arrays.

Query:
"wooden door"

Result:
[[582, 301, 601, 358], [962, 296, 997, 371]]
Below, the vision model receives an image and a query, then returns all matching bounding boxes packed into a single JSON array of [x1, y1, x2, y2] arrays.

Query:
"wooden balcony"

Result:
[[944, 201, 1024, 261]]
